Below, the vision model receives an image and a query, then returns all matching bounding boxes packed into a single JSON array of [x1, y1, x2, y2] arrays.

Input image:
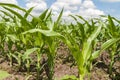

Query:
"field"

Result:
[[0, 3, 120, 80]]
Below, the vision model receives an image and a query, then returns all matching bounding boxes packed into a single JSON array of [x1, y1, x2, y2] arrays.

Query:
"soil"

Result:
[[0, 43, 120, 80]]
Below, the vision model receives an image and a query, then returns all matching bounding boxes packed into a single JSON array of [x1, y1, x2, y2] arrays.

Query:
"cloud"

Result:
[[50, 0, 104, 19], [51, 0, 81, 14], [79, 8, 104, 18], [100, 0, 120, 2], [79, 0, 104, 18], [0, 0, 18, 4], [0, 0, 105, 19], [25, 0, 47, 16], [0, 0, 19, 16], [80, 0, 96, 9]]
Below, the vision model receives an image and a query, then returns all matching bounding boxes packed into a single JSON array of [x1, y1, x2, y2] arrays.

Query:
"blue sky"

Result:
[[93, 0, 120, 18], [0, 0, 120, 18]]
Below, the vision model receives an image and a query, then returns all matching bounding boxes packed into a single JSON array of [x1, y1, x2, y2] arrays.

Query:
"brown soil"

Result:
[[0, 44, 120, 80]]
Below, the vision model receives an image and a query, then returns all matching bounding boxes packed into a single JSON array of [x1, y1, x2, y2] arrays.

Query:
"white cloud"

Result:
[[51, 0, 82, 21], [51, 0, 81, 12], [79, 8, 104, 18], [25, 0, 47, 16], [79, 0, 104, 18], [51, 0, 104, 19], [0, 0, 105, 20], [0, 0, 19, 17], [81, 0, 96, 9], [100, 0, 120, 2], [0, 0, 18, 4]]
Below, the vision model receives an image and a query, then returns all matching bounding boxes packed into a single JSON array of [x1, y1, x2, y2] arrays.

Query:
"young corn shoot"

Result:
[[0, 3, 120, 80], [102, 15, 120, 75], [64, 16, 120, 80]]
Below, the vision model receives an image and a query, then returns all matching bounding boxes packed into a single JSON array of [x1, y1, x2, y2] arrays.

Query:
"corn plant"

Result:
[[62, 15, 120, 80], [0, 16, 19, 66], [0, 3, 42, 78], [101, 15, 120, 75], [21, 8, 64, 80], [0, 20, 8, 56], [0, 2, 120, 80], [23, 48, 39, 74]]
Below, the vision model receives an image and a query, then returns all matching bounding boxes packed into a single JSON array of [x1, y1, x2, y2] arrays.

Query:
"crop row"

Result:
[[0, 3, 120, 80]]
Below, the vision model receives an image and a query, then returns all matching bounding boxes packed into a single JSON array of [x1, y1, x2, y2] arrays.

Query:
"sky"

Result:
[[0, 0, 120, 19]]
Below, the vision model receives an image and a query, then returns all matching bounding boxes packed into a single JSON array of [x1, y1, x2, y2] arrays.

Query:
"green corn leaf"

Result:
[[0, 70, 10, 80], [0, 3, 26, 12], [3, 6, 32, 27], [0, 15, 10, 22], [44, 9, 52, 21], [47, 21, 54, 31], [83, 27, 99, 61], [34, 34, 43, 46], [91, 38, 120, 60], [70, 15, 78, 21], [7, 34, 19, 42], [101, 38, 120, 51], [82, 42, 92, 63], [45, 10, 53, 30], [11, 53, 19, 61], [76, 15, 87, 22], [56, 8, 64, 25], [39, 9, 48, 20], [24, 7, 34, 18], [75, 51, 84, 74], [112, 17, 120, 23], [90, 50, 100, 61], [22, 48, 39, 61], [77, 15, 92, 28], [77, 22, 86, 41], [88, 23, 102, 43], [77, 15, 93, 35], [22, 29, 64, 37], [108, 15, 116, 34], [54, 8, 64, 30], [100, 15, 107, 18], [0, 10, 14, 19]]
